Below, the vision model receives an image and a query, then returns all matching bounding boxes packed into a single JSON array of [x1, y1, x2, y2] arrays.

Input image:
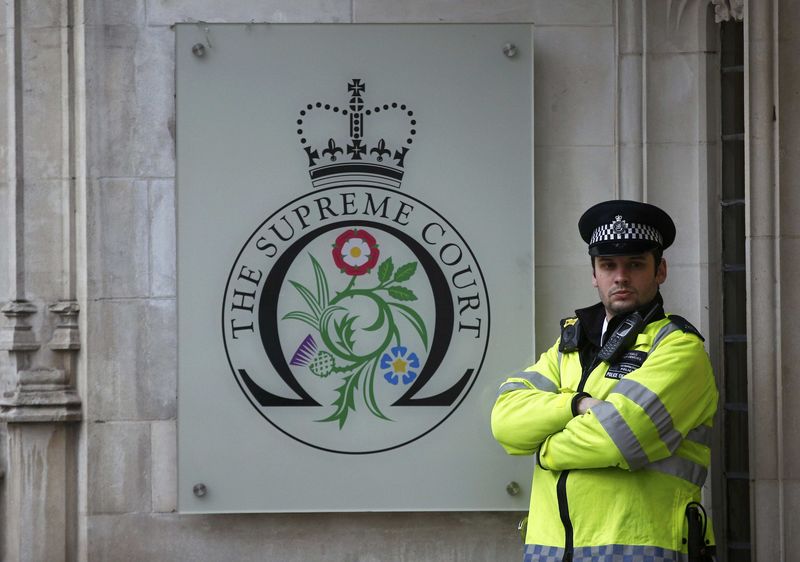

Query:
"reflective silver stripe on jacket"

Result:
[[649, 321, 682, 354], [524, 543, 684, 562], [592, 401, 650, 470], [613, 378, 683, 454], [497, 381, 528, 396], [497, 371, 559, 397], [685, 424, 713, 447], [645, 455, 708, 488]]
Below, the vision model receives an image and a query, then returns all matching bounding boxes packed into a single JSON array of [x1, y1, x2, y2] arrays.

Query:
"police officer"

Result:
[[491, 200, 718, 562]]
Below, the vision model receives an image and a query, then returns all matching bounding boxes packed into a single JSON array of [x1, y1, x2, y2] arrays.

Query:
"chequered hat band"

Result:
[[589, 219, 663, 247]]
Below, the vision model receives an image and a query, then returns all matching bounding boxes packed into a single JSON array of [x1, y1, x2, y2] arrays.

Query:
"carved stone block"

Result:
[[0, 301, 40, 352], [48, 301, 80, 351], [0, 368, 81, 423]]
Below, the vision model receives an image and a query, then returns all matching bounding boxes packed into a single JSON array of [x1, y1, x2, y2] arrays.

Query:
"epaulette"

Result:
[[667, 314, 705, 341], [558, 317, 582, 352]]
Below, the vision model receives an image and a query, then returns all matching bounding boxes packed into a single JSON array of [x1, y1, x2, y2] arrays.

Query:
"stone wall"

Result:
[[0, 1, 733, 561]]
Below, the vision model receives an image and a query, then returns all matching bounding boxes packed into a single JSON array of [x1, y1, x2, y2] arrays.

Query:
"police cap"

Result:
[[578, 200, 676, 257]]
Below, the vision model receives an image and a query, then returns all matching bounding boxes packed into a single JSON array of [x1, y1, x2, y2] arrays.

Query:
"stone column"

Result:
[[615, 0, 644, 201], [744, 0, 783, 560], [0, 0, 83, 560]]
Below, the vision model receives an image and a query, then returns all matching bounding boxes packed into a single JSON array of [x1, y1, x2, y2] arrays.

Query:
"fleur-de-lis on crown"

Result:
[[322, 139, 343, 161], [370, 139, 391, 162]]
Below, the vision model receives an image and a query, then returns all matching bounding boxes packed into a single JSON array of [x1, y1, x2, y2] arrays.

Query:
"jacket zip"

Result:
[[556, 470, 573, 562], [556, 356, 600, 562]]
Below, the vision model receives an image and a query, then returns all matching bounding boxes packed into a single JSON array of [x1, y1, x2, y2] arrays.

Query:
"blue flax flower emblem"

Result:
[[380, 346, 420, 385]]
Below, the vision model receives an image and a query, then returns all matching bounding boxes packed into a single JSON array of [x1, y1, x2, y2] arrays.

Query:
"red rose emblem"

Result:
[[332, 229, 380, 276]]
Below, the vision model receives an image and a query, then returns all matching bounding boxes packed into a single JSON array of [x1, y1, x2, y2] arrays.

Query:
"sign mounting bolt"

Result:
[[192, 43, 206, 57], [503, 43, 518, 58], [506, 481, 521, 496], [193, 483, 208, 497]]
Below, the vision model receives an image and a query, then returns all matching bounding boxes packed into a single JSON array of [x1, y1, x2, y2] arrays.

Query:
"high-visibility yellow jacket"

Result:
[[491, 300, 718, 562]]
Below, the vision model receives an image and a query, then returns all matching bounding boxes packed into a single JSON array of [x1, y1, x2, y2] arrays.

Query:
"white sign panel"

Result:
[[177, 23, 534, 512]]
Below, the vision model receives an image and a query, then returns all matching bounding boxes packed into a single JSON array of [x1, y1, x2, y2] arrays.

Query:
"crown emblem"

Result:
[[297, 79, 416, 189]]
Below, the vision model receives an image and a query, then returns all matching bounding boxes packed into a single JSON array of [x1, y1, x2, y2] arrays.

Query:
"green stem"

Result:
[[363, 356, 390, 421]]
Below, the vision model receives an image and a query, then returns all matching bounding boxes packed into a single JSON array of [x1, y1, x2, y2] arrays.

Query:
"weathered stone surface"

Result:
[[20, 28, 69, 181], [87, 511, 522, 561], [18, 0, 67, 28], [617, 0, 642, 54], [658, 264, 702, 320], [646, 143, 705, 265], [751, 479, 781, 561], [618, 54, 643, 145], [778, 35, 800, 236], [87, 179, 150, 299], [645, 0, 717, 54], [535, 264, 597, 353], [785, 480, 800, 555], [23, 180, 70, 297], [84, 0, 147, 26], [149, 180, 176, 297], [354, 0, 612, 24], [535, 145, 615, 266], [87, 422, 152, 514], [4, 424, 74, 562], [0, 34, 9, 176], [534, 26, 615, 146], [86, 298, 176, 421], [748, 235, 779, 482], [781, 238, 800, 480], [146, 0, 351, 26], [84, 25, 175, 178], [646, 53, 708, 144], [0, 201, 8, 304], [618, 144, 644, 199], [151, 420, 177, 513]]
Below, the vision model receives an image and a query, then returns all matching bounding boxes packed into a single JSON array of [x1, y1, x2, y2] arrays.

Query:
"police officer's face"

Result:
[[592, 253, 667, 318]]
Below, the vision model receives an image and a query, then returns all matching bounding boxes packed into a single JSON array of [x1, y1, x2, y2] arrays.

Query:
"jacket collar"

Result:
[[574, 292, 666, 348]]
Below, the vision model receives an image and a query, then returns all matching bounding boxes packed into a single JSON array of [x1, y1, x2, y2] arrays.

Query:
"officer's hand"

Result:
[[576, 397, 604, 415]]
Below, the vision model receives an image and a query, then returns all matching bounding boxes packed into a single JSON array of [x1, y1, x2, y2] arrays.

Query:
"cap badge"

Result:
[[612, 215, 627, 234]]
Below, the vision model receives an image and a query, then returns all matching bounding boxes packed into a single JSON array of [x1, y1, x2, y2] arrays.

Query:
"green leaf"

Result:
[[319, 372, 359, 429], [310, 255, 330, 309], [393, 262, 418, 283], [387, 285, 418, 301], [388, 302, 429, 350], [334, 314, 358, 352], [319, 306, 345, 327], [289, 280, 321, 317], [282, 311, 319, 329], [343, 316, 357, 347], [377, 257, 394, 284]]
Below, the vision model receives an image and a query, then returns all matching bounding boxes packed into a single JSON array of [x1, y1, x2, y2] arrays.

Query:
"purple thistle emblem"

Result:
[[290, 335, 335, 378], [290, 334, 318, 367]]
